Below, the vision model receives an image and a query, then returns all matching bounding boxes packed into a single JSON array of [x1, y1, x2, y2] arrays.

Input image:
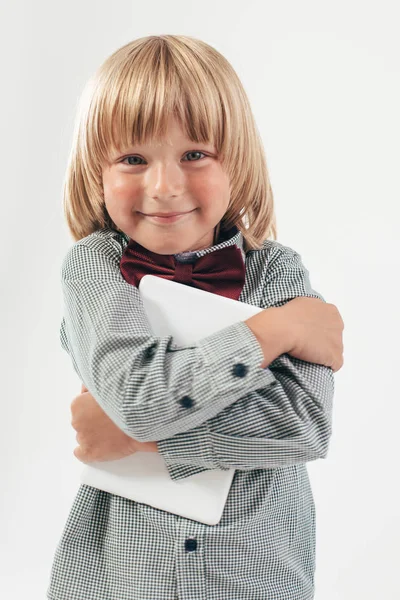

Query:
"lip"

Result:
[[139, 209, 195, 223], [142, 210, 193, 217]]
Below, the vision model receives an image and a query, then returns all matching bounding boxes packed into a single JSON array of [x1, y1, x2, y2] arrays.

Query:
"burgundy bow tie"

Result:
[[120, 240, 246, 300]]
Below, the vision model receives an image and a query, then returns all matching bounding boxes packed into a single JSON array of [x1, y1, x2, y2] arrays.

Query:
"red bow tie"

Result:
[[120, 240, 246, 300]]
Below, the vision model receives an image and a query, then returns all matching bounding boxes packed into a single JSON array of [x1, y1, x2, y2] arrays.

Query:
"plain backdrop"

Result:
[[1, 1, 399, 598]]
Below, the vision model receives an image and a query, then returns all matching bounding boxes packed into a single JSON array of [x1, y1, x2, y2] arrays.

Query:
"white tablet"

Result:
[[80, 275, 263, 525]]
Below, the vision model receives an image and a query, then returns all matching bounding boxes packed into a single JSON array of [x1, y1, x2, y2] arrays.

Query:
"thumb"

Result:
[[81, 383, 89, 393]]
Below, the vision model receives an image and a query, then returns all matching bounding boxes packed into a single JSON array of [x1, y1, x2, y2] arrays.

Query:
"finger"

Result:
[[73, 446, 89, 464], [81, 383, 89, 393]]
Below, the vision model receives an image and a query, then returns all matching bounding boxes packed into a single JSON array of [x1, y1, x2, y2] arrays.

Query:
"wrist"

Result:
[[135, 439, 159, 453], [244, 307, 290, 368]]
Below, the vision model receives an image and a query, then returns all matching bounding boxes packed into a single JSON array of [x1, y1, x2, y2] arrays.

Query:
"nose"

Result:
[[145, 160, 185, 199]]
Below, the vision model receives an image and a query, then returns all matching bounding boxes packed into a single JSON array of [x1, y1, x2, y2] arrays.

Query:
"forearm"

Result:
[[61, 243, 276, 443], [157, 354, 334, 481]]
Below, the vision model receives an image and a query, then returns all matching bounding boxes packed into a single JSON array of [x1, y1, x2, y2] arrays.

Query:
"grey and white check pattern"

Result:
[[47, 226, 334, 600]]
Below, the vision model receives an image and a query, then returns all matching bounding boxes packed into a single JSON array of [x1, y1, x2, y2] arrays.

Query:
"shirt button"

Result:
[[232, 363, 248, 378], [185, 538, 197, 552], [178, 396, 194, 408]]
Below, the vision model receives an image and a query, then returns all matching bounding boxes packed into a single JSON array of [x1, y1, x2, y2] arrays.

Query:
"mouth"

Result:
[[139, 209, 195, 223]]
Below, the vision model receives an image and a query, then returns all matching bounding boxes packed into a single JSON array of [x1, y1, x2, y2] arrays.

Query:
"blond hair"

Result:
[[63, 34, 277, 251]]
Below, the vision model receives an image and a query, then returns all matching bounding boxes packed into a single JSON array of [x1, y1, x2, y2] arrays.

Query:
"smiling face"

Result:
[[101, 116, 231, 255]]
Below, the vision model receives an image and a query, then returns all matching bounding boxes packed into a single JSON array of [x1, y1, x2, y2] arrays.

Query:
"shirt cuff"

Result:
[[197, 319, 276, 399], [157, 421, 227, 482]]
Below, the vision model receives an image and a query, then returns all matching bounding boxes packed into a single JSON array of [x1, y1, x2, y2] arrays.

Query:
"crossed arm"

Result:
[[66, 236, 335, 481]]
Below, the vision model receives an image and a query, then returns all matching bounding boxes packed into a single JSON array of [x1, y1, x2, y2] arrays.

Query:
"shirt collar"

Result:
[[119, 225, 245, 264], [174, 225, 244, 263]]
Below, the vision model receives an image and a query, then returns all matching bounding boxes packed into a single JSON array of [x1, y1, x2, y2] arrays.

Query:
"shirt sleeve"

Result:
[[60, 235, 277, 443], [156, 244, 335, 481]]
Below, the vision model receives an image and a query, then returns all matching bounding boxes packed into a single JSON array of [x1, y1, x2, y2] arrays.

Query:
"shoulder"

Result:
[[245, 239, 326, 306], [246, 238, 307, 279], [248, 238, 301, 263], [75, 227, 129, 256], [60, 227, 129, 281]]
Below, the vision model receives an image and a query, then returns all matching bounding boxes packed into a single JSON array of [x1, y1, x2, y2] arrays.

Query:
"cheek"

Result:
[[191, 173, 230, 205], [103, 176, 124, 197], [103, 175, 141, 205]]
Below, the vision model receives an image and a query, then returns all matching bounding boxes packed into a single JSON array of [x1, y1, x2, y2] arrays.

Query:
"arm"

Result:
[[60, 230, 277, 442], [156, 243, 335, 481]]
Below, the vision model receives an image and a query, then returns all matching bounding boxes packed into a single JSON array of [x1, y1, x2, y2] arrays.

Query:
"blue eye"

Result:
[[123, 156, 143, 166], [121, 151, 207, 165], [183, 151, 206, 162]]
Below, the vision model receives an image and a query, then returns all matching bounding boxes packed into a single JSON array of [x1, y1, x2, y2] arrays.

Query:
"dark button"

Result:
[[144, 342, 158, 360], [178, 396, 194, 409], [232, 363, 248, 378], [185, 538, 197, 552]]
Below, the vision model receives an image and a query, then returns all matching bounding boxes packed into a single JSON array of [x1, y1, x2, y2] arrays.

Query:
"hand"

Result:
[[71, 384, 158, 464], [279, 297, 344, 372]]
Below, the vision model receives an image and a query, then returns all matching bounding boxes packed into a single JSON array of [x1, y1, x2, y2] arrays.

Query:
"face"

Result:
[[102, 116, 231, 254]]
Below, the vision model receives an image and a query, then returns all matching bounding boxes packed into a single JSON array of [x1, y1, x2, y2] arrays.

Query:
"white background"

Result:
[[1, 1, 399, 598]]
